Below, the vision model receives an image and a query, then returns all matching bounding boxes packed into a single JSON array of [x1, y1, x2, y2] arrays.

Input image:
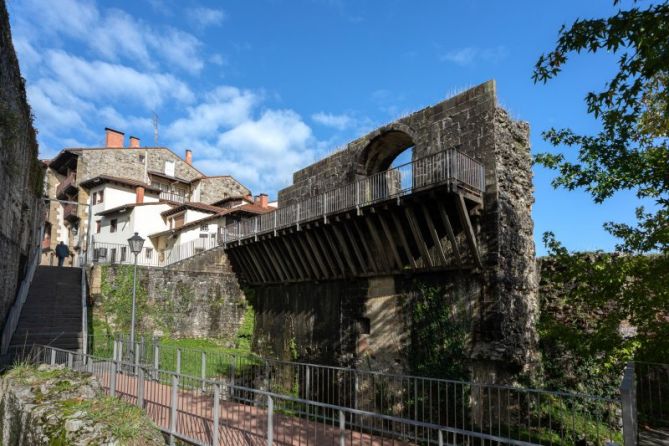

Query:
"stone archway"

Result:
[[358, 124, 417, 176]]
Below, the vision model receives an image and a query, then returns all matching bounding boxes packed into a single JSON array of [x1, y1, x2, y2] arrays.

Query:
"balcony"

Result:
[[56, 172, 77, 199], [63, 203, 79, 222], [159, 191, 188, 204]]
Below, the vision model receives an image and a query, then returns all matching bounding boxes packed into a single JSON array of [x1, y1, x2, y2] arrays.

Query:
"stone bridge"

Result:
[[220, 81, 537, 384]]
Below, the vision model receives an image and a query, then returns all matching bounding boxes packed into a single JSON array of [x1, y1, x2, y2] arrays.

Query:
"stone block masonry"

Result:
[[252, 81, 538, 383], [0, 0, 44, 333]]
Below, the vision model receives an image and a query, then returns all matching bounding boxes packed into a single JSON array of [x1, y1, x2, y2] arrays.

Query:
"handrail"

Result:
[[219, 148, 485, 245], [1, 220, 44, 355], [31, 344, 542, 446], [81, 268, 88, 355]]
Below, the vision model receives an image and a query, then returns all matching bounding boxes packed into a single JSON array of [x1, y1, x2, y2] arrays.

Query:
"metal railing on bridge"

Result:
[[219, 148, 485, 244], [89, 334, 628, 446], [22, 344, 551, 446], [88, 237, 219, 268]]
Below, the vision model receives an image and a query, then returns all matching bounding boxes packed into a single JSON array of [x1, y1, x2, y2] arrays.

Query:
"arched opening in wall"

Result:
[[360, 130, 415, 176], [358, 129, 415, 203]]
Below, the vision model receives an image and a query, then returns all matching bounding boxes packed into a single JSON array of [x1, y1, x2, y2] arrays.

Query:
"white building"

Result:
[[80, 175, 174, 265]]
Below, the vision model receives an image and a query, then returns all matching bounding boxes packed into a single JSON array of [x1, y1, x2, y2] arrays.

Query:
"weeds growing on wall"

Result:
[[99, 265, 148, 333], [409, 281, 470, 380]]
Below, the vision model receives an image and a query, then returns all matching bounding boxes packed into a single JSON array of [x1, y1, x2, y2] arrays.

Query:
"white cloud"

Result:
[[312, 112, 353, 130], [440, 46, 508, 66], [187, 7, 226, 28], [15, 0, 204, 74], [45, 50, 194, 108]]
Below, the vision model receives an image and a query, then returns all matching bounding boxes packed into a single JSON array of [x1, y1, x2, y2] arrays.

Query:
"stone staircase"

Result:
[[9, 266, 83, 352]]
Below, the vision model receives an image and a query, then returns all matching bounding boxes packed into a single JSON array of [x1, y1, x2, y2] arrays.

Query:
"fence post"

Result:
[[50, 348, 56, 366], [296, 203, 300, 231], [67, 352, 73, 369], [438, 430, 444, 446], [305, 365, 311, 400], [267, 395, 273, 446], [154, 344, 160, 380], [273, 212, 277, 236], [169, 375, 178, 446], [621, 362, 638, 446], [176, 349, 181, 375], [112, 339, 118, 362], [213, 383, 220, 446], [118, 340, 123, 363], [201, 352, 207, 391], [135, 342, 140, 375], [110, 358, 117, 397], [339, 409, 345, 446], [137, 367, 145, 409]]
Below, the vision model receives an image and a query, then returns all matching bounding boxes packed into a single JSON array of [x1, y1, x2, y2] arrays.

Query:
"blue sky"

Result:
[[7, 0, 646, 255]]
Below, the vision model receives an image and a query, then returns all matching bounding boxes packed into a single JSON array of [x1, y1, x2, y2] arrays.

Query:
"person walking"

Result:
[[55, 241, 70, 267]]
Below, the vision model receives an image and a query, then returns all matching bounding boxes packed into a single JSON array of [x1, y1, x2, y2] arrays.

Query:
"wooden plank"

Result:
[[312, 226, 341, 277], [352, 219, 379, 272], [245, 244, 268, 283], [404, 207, 433, 267], [390, 212, 417, 268], [260, 240, 287, 281], [437, 201, 462, 268], [279, 236, 307, 280], [364, 216, 391, 271], [421, 204, 448, 265], [230, 249, 256, 283], [321, 226, 346, 276], [296, 234, 324, 279], [267, 238, 293, 281], [342, 222, 368, 273], [331, 224, 359, 275], [251, 243, 278, 282], [456, 193, 482, 269], [377, 214, 403, 270], [304, 230, 332, 278]]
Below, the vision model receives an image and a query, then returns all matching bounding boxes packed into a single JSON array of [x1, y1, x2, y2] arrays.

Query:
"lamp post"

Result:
[[127, 232, 145, 359]]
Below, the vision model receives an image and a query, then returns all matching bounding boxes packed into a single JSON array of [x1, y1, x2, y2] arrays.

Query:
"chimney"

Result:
[[129, 136, 140, 148], [244, 193, 253, 203], [185, 149, 192, 165], [255, 193, 269, 209], [105, 127, 124, 148], [136, 186, 145, 204]]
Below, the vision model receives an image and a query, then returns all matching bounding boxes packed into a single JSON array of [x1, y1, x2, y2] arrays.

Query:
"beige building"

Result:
[[42, 128, 251, 266]]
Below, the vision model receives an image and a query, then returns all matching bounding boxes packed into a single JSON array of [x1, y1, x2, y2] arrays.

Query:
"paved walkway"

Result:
[[91, 364, 413, 446], [640, 427, 669, 446]]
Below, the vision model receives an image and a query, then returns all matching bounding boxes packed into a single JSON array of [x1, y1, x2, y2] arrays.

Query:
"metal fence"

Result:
[[91, 334, 626, 446], [88, 237, 219, 268], [636, 361, 669, 428], [218, 148, 486, 244], [23, 344, 546, 446]]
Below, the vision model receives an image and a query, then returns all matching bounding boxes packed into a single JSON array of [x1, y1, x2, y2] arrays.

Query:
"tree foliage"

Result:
[[533, 0, 669, 253], [534, 1, 669, 371]]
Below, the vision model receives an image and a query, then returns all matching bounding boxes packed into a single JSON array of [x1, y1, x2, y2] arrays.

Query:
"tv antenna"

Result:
[[152, 112, 159, 145]]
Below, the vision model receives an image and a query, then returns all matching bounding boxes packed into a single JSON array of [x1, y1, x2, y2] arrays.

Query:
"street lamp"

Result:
[[127, 232, 145, 358]]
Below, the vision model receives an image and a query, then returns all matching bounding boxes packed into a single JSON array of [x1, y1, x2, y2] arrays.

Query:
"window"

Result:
[[120, 247, 127, 262], [96, 220, 101, 233], [110, 248, 117, 264], [98, 190, 104, 203], [145, 248, 153, 259], [92, 193, 97, 205], [200, 224, 209, 231], [110, 219, 118, 233], [199, 234, 208, 239]]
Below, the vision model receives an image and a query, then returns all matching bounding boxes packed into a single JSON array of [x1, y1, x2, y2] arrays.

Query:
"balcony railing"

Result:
[[56, 172, 77, 198], [219, 148, 485, 244], [87, 237, 218, 267], [159, 191, 188, 204], [63, 203, 79, 221]]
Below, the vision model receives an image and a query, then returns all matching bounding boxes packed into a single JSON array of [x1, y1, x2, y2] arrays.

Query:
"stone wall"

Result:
[[0, 364, 164, 445], [0, 0, 43, 331], [93, 247, 247, 338], [254, 81, 538, 382], [196, 176, 250, 204]]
